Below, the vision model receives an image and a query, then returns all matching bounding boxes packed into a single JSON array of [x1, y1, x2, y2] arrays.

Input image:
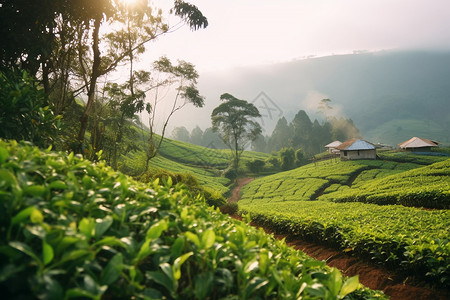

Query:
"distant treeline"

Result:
[[173, 109, 360, 156], [171, 126, 228, 149]]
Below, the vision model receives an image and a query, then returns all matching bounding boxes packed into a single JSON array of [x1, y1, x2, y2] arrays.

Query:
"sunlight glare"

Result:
[[122, 0, 138, 5]]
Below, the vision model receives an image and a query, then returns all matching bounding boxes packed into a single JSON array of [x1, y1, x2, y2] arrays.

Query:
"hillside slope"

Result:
[[238, 157, 450, 288], [194, 51, 450, 145], [120, 135, 270, 193]]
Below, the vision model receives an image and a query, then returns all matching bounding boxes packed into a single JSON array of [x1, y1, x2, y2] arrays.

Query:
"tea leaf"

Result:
[[23, 185, 46, 197], [0, 169, 19, 189], [49, 180, 67, 190], [100, 253, 123, 285], [30, 208, 44, 223], [146, 219, 168, 240], [245, 277, 268, 298], [11, 206, 36, 225], [79, 218, 95, 239], [94, 216, 113, 239], [339, 275, 359, 298], [185, 232, 200, 248], [327, 268, 343, 297], [201, 229, 215, 249], [173, 252, 193, 281], [0, 146, 8, 164], [146, 266, 175, 294], [194, 272, 213, 300], [9, 241, 41, 264], [43, 241, 54, 265]]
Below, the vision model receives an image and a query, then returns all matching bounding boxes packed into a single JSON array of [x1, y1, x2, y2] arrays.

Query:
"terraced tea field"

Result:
[[159, 138, 270, 169], [238, 158, 450, 288]]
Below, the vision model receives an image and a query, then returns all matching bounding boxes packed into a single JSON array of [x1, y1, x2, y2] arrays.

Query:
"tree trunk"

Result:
[[77, 16, 102, 153]]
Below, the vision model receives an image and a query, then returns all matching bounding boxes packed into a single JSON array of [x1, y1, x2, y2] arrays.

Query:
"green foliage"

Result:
[[295, 148, 308, 167], [246, 159, 265, 173], [137, 169, 226, 208], [279, 147, 296, 171], [240, 200, 450, 288], [378, 151, 448, 165], [121, 149, 230, 195], [0, 139, 384, 299], [0, 69, 61, 147], [158, 138, 231, 168], [223, 167, 238, 180], [264, 109, 359, 155], [211, 93, 262, 170], [241, 157, 449, 209], [239, 158, 450, 288], [265, 155, 281, 171], [240, 160, 367, 203], [320, 159, 450, 209], [219, 202, 239, 215], [432, 147, 450, 155]]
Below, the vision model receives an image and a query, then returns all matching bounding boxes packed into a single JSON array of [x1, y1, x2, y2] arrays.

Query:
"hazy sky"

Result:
[[132, 0, 450, 135], [146, 0, 450, 72]]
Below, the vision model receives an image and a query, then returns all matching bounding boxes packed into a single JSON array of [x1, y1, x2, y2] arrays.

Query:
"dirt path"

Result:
[[228, 180, 449, 300], [228, 177, 254, 203]]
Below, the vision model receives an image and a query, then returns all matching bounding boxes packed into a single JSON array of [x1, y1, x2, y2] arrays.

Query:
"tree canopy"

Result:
[[211, 93, 262, 171], [0, 0, 208, 171]]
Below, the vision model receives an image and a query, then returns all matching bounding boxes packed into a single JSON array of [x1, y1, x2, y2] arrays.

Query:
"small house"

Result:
[[335, 138, 376, 160], [324, 140, 342, 154], [398, 137, 439, 152]]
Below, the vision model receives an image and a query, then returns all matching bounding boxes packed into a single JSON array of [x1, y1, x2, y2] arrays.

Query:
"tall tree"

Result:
[[201, 127, 227, 149], [0, 0, 61, 74], [211, 93, 262, 171], [190, 126, 204, 145], [143, 57, 205, 171], [102, 71, 147, 169], [75, 1, 207, 153], [171, 126, 191, 143], [251, 134, 267, 152], [0, 0, 208, 152], [290, 110, 313, 152], [266, 116, 291, 152]]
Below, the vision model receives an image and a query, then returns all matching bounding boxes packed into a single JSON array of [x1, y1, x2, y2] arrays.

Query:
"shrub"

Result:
[[265, 155, 281, 171], [219, 202, 239, 215], [0, 69, 60, 147], [138, 169, 226, 208], [279, 147, 296, 171], [246, 159, 265, 173], [223, 167, 238, 180]]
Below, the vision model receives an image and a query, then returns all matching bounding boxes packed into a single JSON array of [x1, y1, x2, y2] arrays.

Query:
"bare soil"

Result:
[[228, 178, 449, 300], [228, 177, 254, 203]]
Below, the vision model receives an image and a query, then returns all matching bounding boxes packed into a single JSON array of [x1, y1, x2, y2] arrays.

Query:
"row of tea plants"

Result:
[[319, 159, 450, 209], [238, 200, 450, 288]]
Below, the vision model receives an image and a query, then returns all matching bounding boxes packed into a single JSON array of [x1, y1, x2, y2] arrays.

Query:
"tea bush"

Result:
[[0, 140, 385, 299]]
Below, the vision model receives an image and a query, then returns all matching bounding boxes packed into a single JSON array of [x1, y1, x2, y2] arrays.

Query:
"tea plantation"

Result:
[[239, 157, 450, 288], [0, 140, 385, 299]]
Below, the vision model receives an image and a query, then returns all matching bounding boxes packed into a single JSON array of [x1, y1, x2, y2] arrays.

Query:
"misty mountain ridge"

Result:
[[193, 50, 450, 147]]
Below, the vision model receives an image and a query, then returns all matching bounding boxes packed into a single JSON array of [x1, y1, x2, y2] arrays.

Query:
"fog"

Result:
[[166, 51, 450, 146], [130, 1, 450, 145]]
